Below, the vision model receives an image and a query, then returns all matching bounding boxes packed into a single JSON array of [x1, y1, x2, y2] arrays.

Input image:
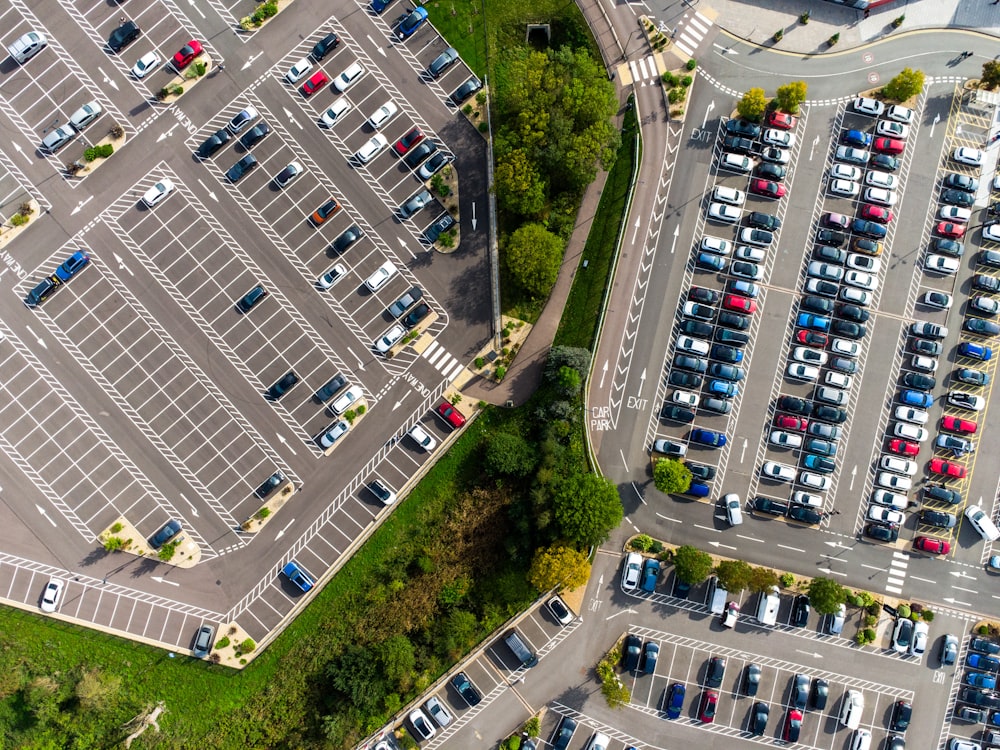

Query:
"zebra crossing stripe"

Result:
[[423, 340, 439, 358]]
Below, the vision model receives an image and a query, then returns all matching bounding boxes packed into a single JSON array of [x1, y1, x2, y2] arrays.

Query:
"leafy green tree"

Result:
[[714, 559, 753, 593], [807, 577, 848, 615], [556, 366, 582, 396], [672, 545, 713, 585], [774, 81, 808, 113], [503, 222, 564, 298], [528, 543, 591, 591], [983, 60, 1000, 89], [485, 432, 537, 478], [437, 609, 479, 660], [495, 148, 546, 216], [653, 459, 691, 494], [377, 635, 416, 688], [737, 87, 767, 121], [748, 566, 780, 593], [552, 472, 623, 547], [325, 645, 386, 715], [545, 346, 591, 383], [881, 67, 925, 101]]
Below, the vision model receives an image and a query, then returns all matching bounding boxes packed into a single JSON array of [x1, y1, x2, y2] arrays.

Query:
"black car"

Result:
[[813, 405, 847, 423], [829, 356, 857, 374], [451, 672, 482, 706], [924, 484, 962, 505], [332, 225, 363, 254], [239, 122, 270, 150], [424, 214, 455, 244], [974, 274, 1000, 293], [750, 702, 769, 735], [851, 219, 887, 238], [669, 370, 702, 388], [865, 523, 899, 542], [960, 687, 1000, 708], [903, 371, 936, 390], [149, 519, 181, 548], [450, 76, 483, 104], [315, 375, 347, 401], [815, 245, 847, 265], [756, 162, 786, 181], [789, 506, 822, 525], [817, 229, 846, 246], [550, 715, 576, 750], [891, 700, 912, 731], [643, 641, 659, 674], [971, 637, 1000, 654], [718, 311, 750, 329], [680, 320, 713, 338], [711, 344, 742, 363], [753, 497, 788, 516], [23, 275, 62, 309], [404, 140, 439, 169], [837, 303, 869, 323], [689, 286, 720, 304], [791, 595, 810, 628], [909, 338, 942, 356], [777, 395, 813, 416], [723, 135, 754, 154], [661, 404, 695, 423], [791, 673, 809, 708], [403, 303, 430, 329], [687, 462, 716, 481], [196, 128, 231, 159], [944, 172, 978, 192], [236, 284, 268, 312], [871, 153, 900, 171], [832, 320, 866, 339], [725, 119, 761, 138], [966, 317, 1000, 336], [674, 354, 707, 374], [956, 368, 990, 387], [255, 471, 285, 498], [622, 634, 642, 671], [266, 371, 299, 400], [716, 328, 749, 347], [747, 211, 781, 230], [226, 154, 258, 182], [745, 664, 761, 696], [801, 295, 834, 314], [108, 21, 141, 53], [705, 656, 726, 687], [942, 188, 975, 207], [310, 32, 340, 61], [810, 678, 829, 710]]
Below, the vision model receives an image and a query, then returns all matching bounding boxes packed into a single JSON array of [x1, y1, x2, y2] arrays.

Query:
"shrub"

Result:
[[84, 148, 97, 162], [922, 609, 935, 622], [667, 88, 684, 104], [475, 357, 485, 369], [829, 32, 840, 45], [773, 29, 783, 42], [478, 122, 489, 133], [98, 144, 113, 158], [476, 91, 487, 106], [681, 75, 693, 87], [524, 716, 540, 737], [103, 536, 126, 552], [10, 213, 29, 226], [800, 11, 810, 23], [779, 573, 795, 588], [685, 58, 697, 70], [650, 541, 663, 554], [463, 104, 473, 115], [194, 61, 207, 77], [495, 366, 507, 381], [892, 14, 904, 28], [863, 614, 878, 627], [661, 71, 677, 86], [357, 404, 366, 415], [237, 638, 256, 654], [344, 409, 357, 423], [110, 522, 123, 533], [980, 624, 991, 635], [631, 534, 653, 552], [256, 508, 271, 520], [864, 627, 876, 642], [158, 541, 178, 562], [214, 636, 230, 650], [897, 603, 911, 619]]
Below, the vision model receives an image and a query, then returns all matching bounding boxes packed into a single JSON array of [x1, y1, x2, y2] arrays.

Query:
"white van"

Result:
[[966, 505, 1000, 542], [756, 586, 780, 626], [841, 689, 864, 729], [706, 577, 728, 615], [712, 185, 746, 206]]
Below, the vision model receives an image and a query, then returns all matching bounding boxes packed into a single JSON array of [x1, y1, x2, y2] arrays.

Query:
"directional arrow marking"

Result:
[[471, 202, 477, 230], [151, 576, 180, 587], [274, 518, 295, 540], [36, 504, 57, 527], [599, 360, 609, 388]]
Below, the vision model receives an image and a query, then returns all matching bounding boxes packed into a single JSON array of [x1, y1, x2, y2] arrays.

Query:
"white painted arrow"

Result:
[[275, 518, 295, 540], [151, 576, 180, 587], [179, 493, 199, 517], [943, 597, 970, 607], [599, 360, 609, 388], [702, 100, 716, 129], [740, 438, 747, 463], [930, 112, 941, 139], [25, 326, 47, 350], [670, 223, 679, 254], [188, 0, 206, 19], [367, 36, 388, 56], [70, 196, 94, 216], [276, 434, 297, 455], [398, 237, 416, 259], [112, 252, 134, 277], [637, 369, 646, 396], [849, 465, 857, 491], [196, 179, 218, 202], [242, 52, 262, 71], [98, 67, 120, 91], [36, 504, 56, 527], [795, 649, 823, 658], [809, 133, 820, 160], [12, 142, 29, 164], [707, 540, 737, 551], [950, 570, 976, 579], [283, 107, 303, 130], [156, 124, 178, 143], [630, 216, 641, 244], [471, 202, 477, 230]]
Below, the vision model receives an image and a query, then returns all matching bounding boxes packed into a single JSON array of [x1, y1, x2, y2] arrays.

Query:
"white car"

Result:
[[319, 98, 351, 127], [876, 472, 912, 492], [871, 489, 908, 510], [921, 290, 953, 309], [721, 152, 753, 172], [880, 455, 918, 476], [891, 617, 913, 654], [585, 732, 610, 750], [317, 263, 346, 289], [911, 355, 938, 372], [425, 696, 453, 727], [831, 164, 862, 181], [844, 270, 877, 290], [142, 179, 175, 208], [374, 324, 406, 354], [787, 363, 820, 381], [368, 101, 399, 129], [770, 430, 803, 449], [621, 551, 642, 591], [854, 97, 885, 116], [886, 104, 914, 124], [792, 491, 823, 508], [815, 386, 848, 406], [735, 245, 765, 262], [683, 300, 714, 320], [330, 386, 362, 415], [40, 578, 64, 613], [984, 224, 1000, 243], [333, 61, 365, 92], [740, 227, 773, 246], [939, 205, 972, 222], [764, 128, 794, 147], [365, 260, 397, 291], [673, 390, 700, 408], [318, 420, 349, 448], [711, 185, 745, 206], [793, 346, 828, 365], [761, 461, 796, 483], [840, 287, 871, 306], [863, 187, 896, 206], [409, 708, 436, 741], [893, 422, 929, 441], [830, 179, 860, 197], [132, 50, 161, 78], [894, 406, 929, 424], [864, 170, 897, 189], [947, 392, 985, 411], [911, 621, 929, 657], [876, 120, 909, 139], [708, 202, 741, 223], [971, 295, 1000, 314], [701, 236, 733, 255], [825, 370, 852, 389], [808, 261, 844, 281], [799, 471, 831, 491], [409, 424, 437, 451], [924, 254, 960, 275], [953, 147, 984, 166], [355, 134, 389, 163], [831, 338, 859, 357], [677, 335, 710, 356], [69, 100, 103, 131], [285, 57, 313, 83]]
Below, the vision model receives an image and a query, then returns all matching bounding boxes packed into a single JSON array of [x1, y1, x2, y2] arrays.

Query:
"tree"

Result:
[[747, 566, 780, 593], [545, 346, 591, 383], [485, 432, 537, 478], [552, 472, 623, 547], [807, 577, 848, 615], [737, 87, 767, 121], [672, 545, 713, 585], [495, 148, 547, 216], [881, 67, 924, 102], [653, 459, 691, 494], [774, 81, 808, 114], [983, 60, 1000, 90], [528, 544, 591, 591], [503, 222, 564, 298], [714, 559, 753, 593], [377, 635, 416, 689]]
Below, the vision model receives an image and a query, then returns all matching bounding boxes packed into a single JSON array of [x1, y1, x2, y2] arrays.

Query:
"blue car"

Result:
[[843, 129, 873, 148], [396, 6, 428, 39], [959, 341, 993, 361], [796, 313, 831, 332], [967, 672, 998, 690], [851, 218, 887, 238], [666, 682, 686, 719], [691, 428, 726, 447], [697, 252, 727, 272], [54, 250, 90, 282], [804, 454, 836, 473], [708, 379, 738, 398], [282, 561, 314, 592], [968, 653, 1000, 672], [640, 559, 660, 592], [899, 389, 934, 408], [149, 519, 181, 549], [370, 0, 397, 12]]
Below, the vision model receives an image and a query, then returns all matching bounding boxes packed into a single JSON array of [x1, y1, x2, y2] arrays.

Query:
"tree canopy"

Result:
[[983, 61, 1000, 90], [485, 432, 537, 478], [653, 458, 691, 494], [747, 566, 780, 593], [774, 81, 807, 114], [552, 472, 623, 547], [528, 544, 591, 591], [714, 559, 753, 593], [737, 88, 767, 121], [503, 222, 564, 298], [881, 67, 924, 102], [808, 577, 848, 615], [672, 545, 713, 585]]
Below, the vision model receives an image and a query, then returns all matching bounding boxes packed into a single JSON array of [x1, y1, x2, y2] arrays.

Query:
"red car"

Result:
[[860, 204, 893, 223], [699, 690, 718, 723], [301, 70, 328, 96], [888, 439, 919, 456], [750, 179, 786, 199], [723, 294, 756, 313], [936, 221, 966, 238], [783, 709, 803, 742], [942, 415, 977, 434], [775, 414, 808, 431], [796, 330, 827, 347], [929, 458, 967, 479], [873, 137, 905, 154], [436, 402, 466, 428], [914, 536, 950, 555], [767, 111, 798, 130], [172, 40, 203, 71], [394, 127, 424, 155]]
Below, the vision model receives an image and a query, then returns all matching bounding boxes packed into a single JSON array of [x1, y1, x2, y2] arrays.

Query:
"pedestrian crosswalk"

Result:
[[422, 340, 465, 382], [672, 11, 713, 59], [885, 551, 909, 595], [627, 54, 662, 84]]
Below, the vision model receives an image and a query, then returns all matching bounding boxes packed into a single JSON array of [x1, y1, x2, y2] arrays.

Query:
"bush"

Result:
[[773, 29, 783, 42], [737, 87, 767, 121], [524, 716, 540, 737], [661, 71, 677, 86], [980, 624, 991, 635], [110, 522, 123, 534], [256, 508, 271, 520], [103, 536, 126, 552], [864, 627, 876, 642], [475, 357, 485, 369], [653, 458, 691, 494], [478, 122, 489, 133], [897, 603, 911, 619], [685, 58, 697, 70], [237, 638, 256, 654], [829, 33, 840, 46], [779, 573, 795, 588], [463, 104, 473, 115], [485, 433, 536, 478], [157, 541, 178, 562], [667, 88, 684, 104], [109, 123, 124, 139], [631, 534, 653, 552], [892, 14, 904, 28], [863, 613, 877, 627], [214, 636, 230, 650], [98, 144, 113, 158], [10, 213, 29, 227], [800, 11, 810, 23], [681, 75, 692, 87], [922, 609, 935, 622], [495, 365, 507, 381]]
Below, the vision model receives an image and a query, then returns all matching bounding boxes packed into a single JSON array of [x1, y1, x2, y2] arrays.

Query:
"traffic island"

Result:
[[67, 125, 127, 179], [427, 163, 461, 253], [0, 199, 40, 245], [316, 398, 369, 456], [154, 56, 215, 105], [240, 479, 296, 534], [98, 517, 201, 568], [383, 311, 439, 358], [466, 316, 532, 385], [206, 622, 258, 667]]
